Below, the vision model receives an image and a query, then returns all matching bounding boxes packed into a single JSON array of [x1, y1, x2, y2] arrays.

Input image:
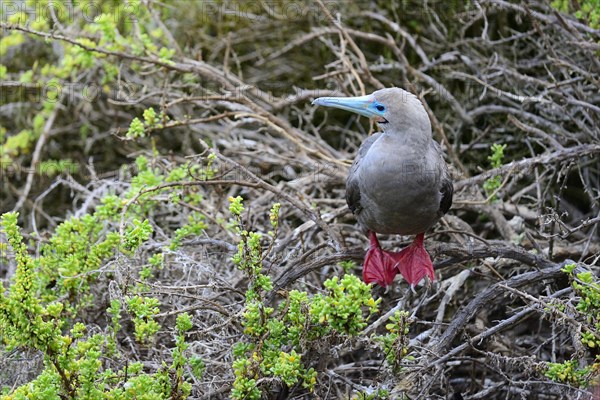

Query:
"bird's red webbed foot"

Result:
[[362, 232, 434, 288], [389, 233, 434, 287], [362, 231, 399, 287]]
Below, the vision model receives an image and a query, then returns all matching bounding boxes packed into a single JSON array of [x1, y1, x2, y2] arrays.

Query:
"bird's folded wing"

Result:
[[345, 132, 382, 216]]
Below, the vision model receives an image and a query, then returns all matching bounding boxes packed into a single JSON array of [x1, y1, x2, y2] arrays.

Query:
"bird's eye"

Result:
[[376, 105, 385, 112]]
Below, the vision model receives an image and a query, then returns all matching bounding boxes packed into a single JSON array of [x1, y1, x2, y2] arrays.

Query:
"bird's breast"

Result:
[[355, 138, 442, 235]]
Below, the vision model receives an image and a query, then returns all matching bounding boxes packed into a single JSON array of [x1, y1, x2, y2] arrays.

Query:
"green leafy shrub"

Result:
[[228, 197, 381, 399], [552, 0, 600, 29], [0, 208, 196, 399], [0, 151, 215, 398], [126, 107, 170, 138], [544, 263, 600, 387], [545, 360, 592, 387], [126, 295, 161, 344], [351, 389, 391, 400], [373, 311, 413, 373], [483, 143, 507, 202]]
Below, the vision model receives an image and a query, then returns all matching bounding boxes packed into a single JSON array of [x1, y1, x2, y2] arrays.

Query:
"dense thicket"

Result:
[[1, 1, 599, 399]]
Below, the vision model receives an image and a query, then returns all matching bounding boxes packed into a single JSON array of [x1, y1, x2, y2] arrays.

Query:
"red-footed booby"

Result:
[[313, 88, 453, 287]]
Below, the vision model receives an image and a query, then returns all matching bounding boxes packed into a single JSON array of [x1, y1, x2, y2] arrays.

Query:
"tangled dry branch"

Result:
[[1, 0, 599, 398]]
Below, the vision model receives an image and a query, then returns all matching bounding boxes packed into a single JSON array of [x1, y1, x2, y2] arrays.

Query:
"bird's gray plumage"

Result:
[[344, 88, 453, 235]]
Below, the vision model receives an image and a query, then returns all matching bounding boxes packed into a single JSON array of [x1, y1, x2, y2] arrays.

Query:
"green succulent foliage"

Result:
[[352, 389, 391, 400], [228, 198, 381, 399], [311, 275, 381, 335], [106, 299, 122, 355], [373, 311, 413, 373], [0, 211, 182, 399], [483, 143, 506, 201], [170, 212, 208, 251], [121, 154, 216, 222], [122, 219, 153, 252], [543, 263, 600, 387], [0, 212, 66, 353], [339, 260, 357, 274], [229, 196, 275, 301], [574, 277, 600, 346], [170, 313, 195, 397], [562, 263, 600, 350], [229, 195, 245, 218], [545, 360, 592, 387], [552, 0, 600, 29], [126, 107, 170, 138], [37, 213, 121, 307], [140, 252, 165, 280], [126, 117, 146, 138], [0, 152, 220, 398], [1, 0, 174, 166], [126, 296, 161, 344], [189, 356, 206, 380], [38, 159, 79, 177]]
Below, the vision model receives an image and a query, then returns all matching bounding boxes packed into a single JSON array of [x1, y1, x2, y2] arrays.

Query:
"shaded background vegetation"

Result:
[[1, 0, 599, 399]]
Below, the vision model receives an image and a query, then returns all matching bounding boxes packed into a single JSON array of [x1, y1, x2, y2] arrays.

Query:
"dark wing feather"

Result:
[[432, 140, 453, 216], [345, 133, 382, 216], [346, 176, 362, 215], [439, 174, 453, 215]]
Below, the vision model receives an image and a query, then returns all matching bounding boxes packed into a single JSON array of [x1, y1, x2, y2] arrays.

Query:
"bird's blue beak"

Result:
[[312, 94, 386, 119]]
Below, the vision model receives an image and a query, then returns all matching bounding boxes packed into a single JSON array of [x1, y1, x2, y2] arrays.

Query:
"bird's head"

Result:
[[312, 87, 430, 137]]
